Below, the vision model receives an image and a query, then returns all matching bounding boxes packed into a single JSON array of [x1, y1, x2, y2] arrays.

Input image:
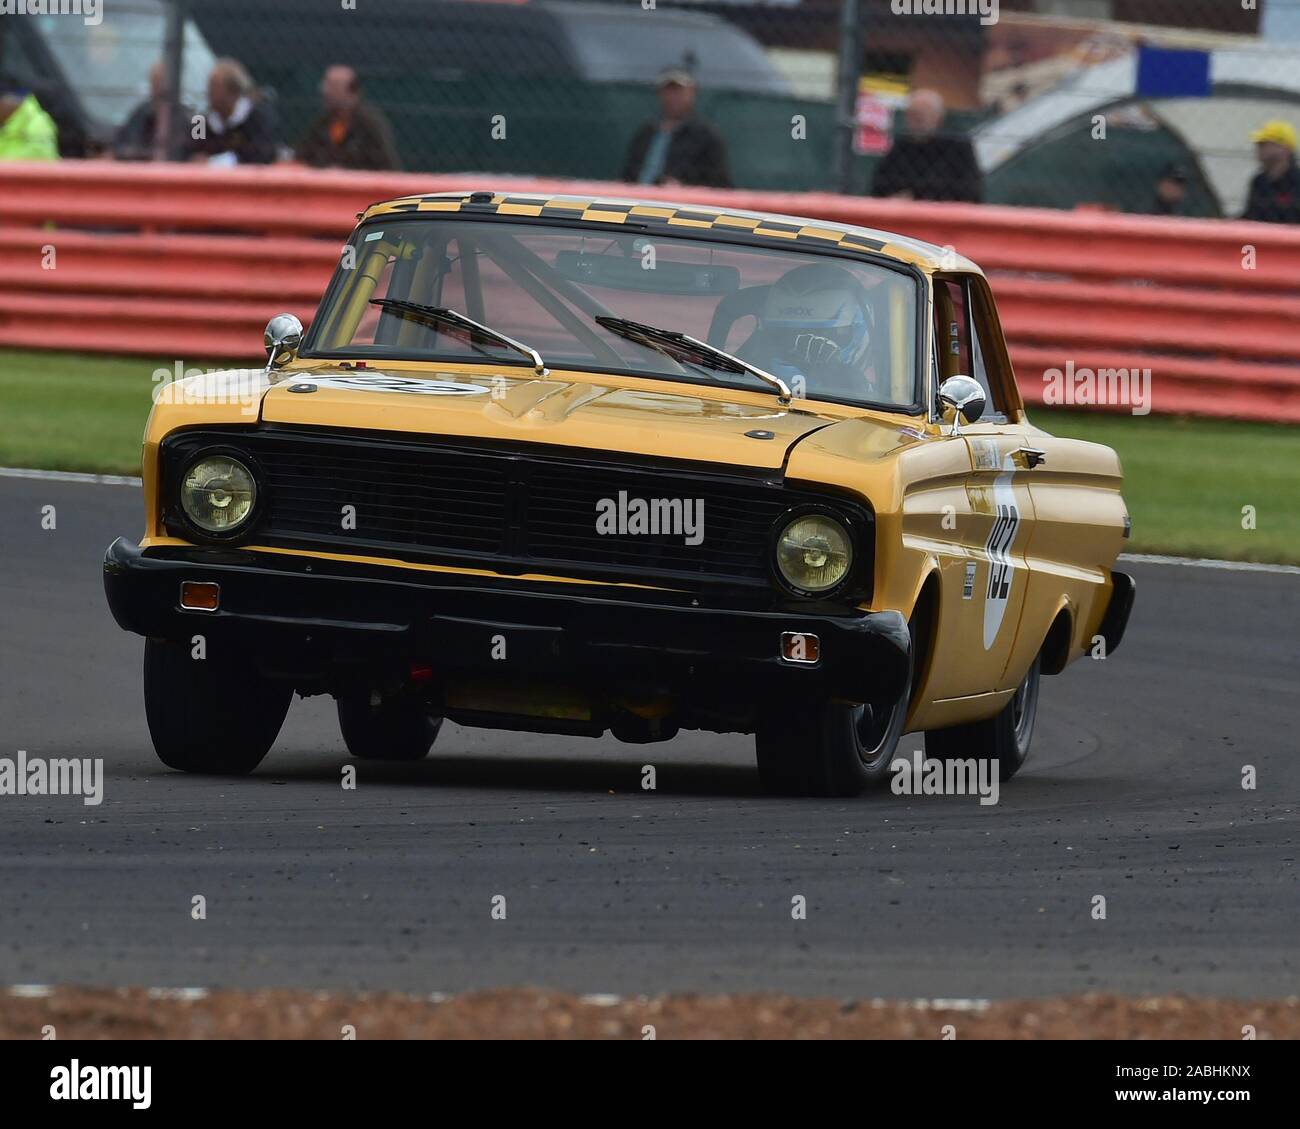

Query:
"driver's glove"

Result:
[[792, 333, 842, 367]]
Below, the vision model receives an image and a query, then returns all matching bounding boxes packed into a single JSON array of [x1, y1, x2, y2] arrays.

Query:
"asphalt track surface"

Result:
[[1, 476, 1296, 1000]]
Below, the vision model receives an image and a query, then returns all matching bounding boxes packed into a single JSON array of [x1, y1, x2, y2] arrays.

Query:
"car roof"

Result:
[[359, 191, 980, 275]]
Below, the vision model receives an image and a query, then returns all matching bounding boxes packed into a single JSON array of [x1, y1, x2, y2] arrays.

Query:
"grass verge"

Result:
[[1043, 410, 1299, 564], [0, 350, 186, 476]]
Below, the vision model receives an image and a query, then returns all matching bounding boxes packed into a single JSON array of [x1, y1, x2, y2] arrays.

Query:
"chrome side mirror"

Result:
[[938, 375, 986, 435], [264, 314, 304, 372]]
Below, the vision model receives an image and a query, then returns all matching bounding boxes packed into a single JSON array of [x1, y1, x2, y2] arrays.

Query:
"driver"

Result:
[[742, 263, 876, 399]]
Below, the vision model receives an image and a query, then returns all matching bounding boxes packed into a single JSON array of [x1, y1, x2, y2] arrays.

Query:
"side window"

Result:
[[933, 275, 1008, 421], [967, 283, 1008, 420], [932, 278, 970, 382]]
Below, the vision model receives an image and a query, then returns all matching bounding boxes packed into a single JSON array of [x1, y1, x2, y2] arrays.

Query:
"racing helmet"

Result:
[[757, 264, 873, 377]]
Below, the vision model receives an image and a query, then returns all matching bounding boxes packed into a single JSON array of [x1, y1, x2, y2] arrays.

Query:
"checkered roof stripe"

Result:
[[361, 192, 964, 271]]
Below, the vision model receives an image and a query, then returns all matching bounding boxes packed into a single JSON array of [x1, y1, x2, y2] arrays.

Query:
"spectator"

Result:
[[189, 58, 277, 166], [113, 61, 193, 161], [1241, 121, 1300, 225], [0, 75, 58, 162], [871, 89, 982, 203], [296, 65, 401, 171], [1150, 161, 1190, 216], [622, 69, 731, 189]]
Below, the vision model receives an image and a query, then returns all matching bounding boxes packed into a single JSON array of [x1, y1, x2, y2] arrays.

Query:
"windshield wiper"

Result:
[[370, 299, 548, 376], [596, 315, 791, 405]]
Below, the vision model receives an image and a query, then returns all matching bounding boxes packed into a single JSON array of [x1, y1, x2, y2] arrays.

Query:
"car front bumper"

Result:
[[103, 538, 910, 707]]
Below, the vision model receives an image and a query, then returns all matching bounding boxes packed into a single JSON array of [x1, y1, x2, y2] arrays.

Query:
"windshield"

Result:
[[305, 218, 921, 411]]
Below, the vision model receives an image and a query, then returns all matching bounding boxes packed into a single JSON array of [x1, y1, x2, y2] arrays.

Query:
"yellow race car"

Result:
[[103, 191, 1134, 796]]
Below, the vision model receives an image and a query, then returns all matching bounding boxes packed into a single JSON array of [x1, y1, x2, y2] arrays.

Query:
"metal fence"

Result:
[[3, 0, 1300, 217]]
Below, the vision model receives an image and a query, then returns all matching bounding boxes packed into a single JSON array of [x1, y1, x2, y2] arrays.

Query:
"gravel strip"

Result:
[[3, 987, 1297, 1039]]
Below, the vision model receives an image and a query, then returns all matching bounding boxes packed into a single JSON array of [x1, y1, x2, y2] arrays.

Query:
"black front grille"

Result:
[[258, 442, 511, 556], [162, 428, 872, 593]]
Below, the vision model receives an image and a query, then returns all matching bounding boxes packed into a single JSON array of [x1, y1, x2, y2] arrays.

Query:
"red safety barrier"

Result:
[[2, 161, 1298, 422], [1012, 347, 1300, 423], [0, 228, 334, 303], [994, 279, 1300, 363]]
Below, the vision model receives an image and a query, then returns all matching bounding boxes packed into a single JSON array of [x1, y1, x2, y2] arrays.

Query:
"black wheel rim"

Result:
[[1011, 662, 1039, 753], [852, 696, 901, 769]]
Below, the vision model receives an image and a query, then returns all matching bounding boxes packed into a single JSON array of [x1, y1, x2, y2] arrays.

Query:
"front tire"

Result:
[[924, 655, 1041, 782], [337, 690, 441, 761], [755, 631, 913, 798], [144, 638, 292, 774]]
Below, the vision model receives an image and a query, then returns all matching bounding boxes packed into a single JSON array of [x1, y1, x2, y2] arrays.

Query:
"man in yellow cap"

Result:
[[1242, 121, 1300, 224]]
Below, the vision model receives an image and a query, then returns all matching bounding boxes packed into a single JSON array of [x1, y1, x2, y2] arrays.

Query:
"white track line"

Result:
[[145, 987, 210, 1001], [1119, 552, 1300, 576], [2, 466, 1296, 576], [5, 983, 992, 1012], [0, 466, 141, 487], [900, 998, 991, 1012]]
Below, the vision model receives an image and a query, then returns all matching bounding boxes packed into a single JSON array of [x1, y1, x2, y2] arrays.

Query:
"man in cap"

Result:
[[1242, 120, 1300, 224], [622, 68, 731, 188]]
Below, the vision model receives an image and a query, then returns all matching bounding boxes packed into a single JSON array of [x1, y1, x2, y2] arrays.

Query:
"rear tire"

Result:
[[924, 656, 1041, 782], [337, 690, 441, 762], [144, 638, 292, 775]]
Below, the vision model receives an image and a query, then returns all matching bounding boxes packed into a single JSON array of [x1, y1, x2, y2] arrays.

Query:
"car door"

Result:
[[957, 275, 1128, 682], [932, 274, 1036, 693]]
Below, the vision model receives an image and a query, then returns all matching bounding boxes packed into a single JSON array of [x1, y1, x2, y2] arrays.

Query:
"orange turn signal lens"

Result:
[[780, 631, 820, 665], [179, 580, 220, 612]]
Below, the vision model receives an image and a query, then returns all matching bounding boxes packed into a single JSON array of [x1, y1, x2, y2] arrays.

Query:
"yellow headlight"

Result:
[[180, 455, 257, 534], [776, 514, 852, 593]]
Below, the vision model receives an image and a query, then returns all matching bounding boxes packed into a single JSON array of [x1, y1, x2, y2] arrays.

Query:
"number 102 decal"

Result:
[[982, 464, 1021, 650]]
